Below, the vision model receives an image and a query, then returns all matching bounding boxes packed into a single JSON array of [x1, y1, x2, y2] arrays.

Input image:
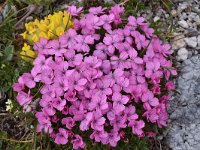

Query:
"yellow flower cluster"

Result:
[[20, 11, 73, 61], [20, 43, 37, 61]]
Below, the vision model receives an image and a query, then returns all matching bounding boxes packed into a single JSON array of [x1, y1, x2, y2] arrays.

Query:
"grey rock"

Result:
[[172, 34, 186, 50], [198, 35, 200, 47], [186, 28, 199, 37], [177, 48, 188, 61], [185, 37, 197, 48], [167, 55, 200, 150], [178, 20, 189, 28]]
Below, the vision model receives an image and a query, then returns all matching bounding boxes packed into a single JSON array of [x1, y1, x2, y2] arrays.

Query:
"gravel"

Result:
[[166, 55, 200, 150], [166, 0, 200, 149]]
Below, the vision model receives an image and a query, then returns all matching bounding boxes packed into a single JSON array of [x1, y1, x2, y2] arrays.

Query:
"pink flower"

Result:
[[68, 71, 87, 91], [91, 111, 106, 131], [95, 79, 112, 96], [100, 14, 114, 31], [84, 56, 102, 68], [129, 120, 145, 136], [37, 121, 53, 134], [90, 130, 108, 142], [69, 101, 86, 121], [40, 97, 56, 116], [67, 5, 83, 16], [51, 115, 59, 123], [21, 73, 36, 89], [157, 111, 168, 128], [128, 16, 145, 27], [140, 24, 154, 38], [106, 130, 120, 147], [33, 55, 52, 73], [60, 29, 77, 48], [111, 115, 127, 131], [41, 69, 54, 84], [107, 69, 124, 87], [61, 106, 69, 115], [166, 81, 175, 91], [118, 42, 138, 59], [112, 92, 129, 114], [62, 117, 75, 129], [132, 31, 149, 50], [12, 82, 24, 92], [55, 128, 68, 145], [141, 90, 159, 108], [85, 14, 104, 30], [64, 90, 77, 102], [80, 112, 93, 131], [33, 38, 50, 54], [125, 105, 138, 121], [16, 91, 32, 106], [48, 40, 66, 56], [88, 93, 108, 111], [109, 5, 124, 25], [40, 85, 55, 98], [75, 35, 94, 52], [103, 33, 123, 54], [89, 6, 105, 15], [143, 109, 159, 123], [146, 131, 156, 137], [71, 135, 85, 149], [36, 111, 50, 124], [53, 77, 68, 96], [53, 97, 66, 111], [152, 84, 161, 94]]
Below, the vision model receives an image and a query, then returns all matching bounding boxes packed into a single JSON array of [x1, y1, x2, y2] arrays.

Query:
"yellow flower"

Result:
[[20, 43, 37, 61], [20, 11, 73, 60], [21, 11, 73, 44]]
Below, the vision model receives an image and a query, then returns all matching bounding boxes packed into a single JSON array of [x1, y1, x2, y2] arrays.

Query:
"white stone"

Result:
[[178, 20, 189, 28], [185, 37, 197, 48], [181, 13, 187, 19], [179, 3, 188, 10], [153, 16, 160, 22], [172, 39, 186, 50], [177, 48, 188, 61], [197, 35, 200, 47], [171, 10, 177, 17], [172, 34, 186, 50], [194, 16, 200, 25]]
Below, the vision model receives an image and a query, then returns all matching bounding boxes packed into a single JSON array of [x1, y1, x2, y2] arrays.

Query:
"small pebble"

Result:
[[171, 10, 177, 17], [172, 34, 186, 49], [185, 37, 197, 48], [197, 35, 200, 46], [153, 16, 160, 22], [177, 48, 189, 61], [178, 20, 189, 28]]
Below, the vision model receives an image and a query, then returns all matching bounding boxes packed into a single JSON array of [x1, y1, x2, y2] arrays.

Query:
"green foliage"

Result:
[[123, 0, 146, 17], [1, 44, 14, 63], [13, 0, 55, 5]]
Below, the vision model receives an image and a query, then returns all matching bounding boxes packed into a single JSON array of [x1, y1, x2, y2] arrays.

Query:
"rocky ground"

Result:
[[166, 1, 200, 150]]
